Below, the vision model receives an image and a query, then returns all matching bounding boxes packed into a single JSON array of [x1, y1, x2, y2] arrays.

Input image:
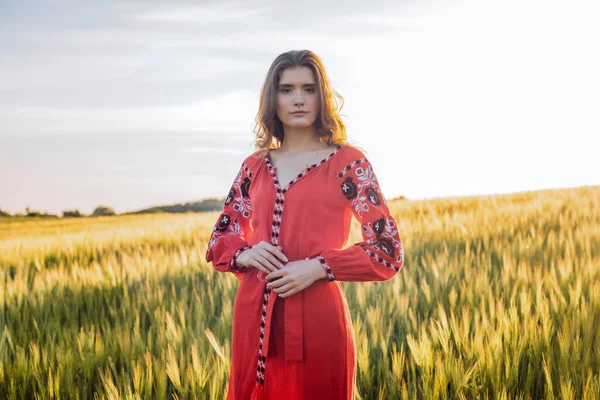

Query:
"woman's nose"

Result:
[[293, 92, 305, 105]]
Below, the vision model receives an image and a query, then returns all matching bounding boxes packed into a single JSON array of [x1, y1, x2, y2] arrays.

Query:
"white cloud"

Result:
[[0, 89, 259, 136], [133, 3, 273, 23], [178, 147, 245, 154]]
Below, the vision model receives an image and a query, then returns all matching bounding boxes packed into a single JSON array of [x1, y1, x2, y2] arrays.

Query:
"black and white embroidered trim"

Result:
[[316, 255, 335, 282], [359, 245, 403, 271], [265, 145, 343, 191], [255, 285, 269, 384], [230, 246, 250, 272]]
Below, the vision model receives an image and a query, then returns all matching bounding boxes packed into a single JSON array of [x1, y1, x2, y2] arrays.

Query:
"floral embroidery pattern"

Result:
[[341, 177, 358, 200], [337, 158, 387, 218], [360, 217, 384, 243], [376, 216, 402, 258], [372, 217, 385, 238], [225, 188, 236, 206], [240, 177, 251, 197], [365, 186, 381, 205], [227, 168, 253, 218], [207, 162, 253, 253], [208, 214, 244, 251], [338, 158, 403, 271], [357, 215, 403, 265]]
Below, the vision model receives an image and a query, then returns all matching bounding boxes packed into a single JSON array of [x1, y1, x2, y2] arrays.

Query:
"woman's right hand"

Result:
[[235, 241, 288, 274]]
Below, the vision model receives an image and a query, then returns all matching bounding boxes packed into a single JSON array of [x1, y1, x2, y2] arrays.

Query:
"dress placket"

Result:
[[250, 145, 343, 399]]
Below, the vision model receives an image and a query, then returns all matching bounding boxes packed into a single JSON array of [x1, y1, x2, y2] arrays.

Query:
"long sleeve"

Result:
[[317, 156, 404, 282], [205, 160, 254, 280]]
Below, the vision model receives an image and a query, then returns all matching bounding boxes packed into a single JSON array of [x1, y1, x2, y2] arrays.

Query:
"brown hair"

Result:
[[251, 50, 352, 154]]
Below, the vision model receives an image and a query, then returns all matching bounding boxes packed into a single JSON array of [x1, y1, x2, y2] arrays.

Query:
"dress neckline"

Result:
[[264, 145, 344, 192]]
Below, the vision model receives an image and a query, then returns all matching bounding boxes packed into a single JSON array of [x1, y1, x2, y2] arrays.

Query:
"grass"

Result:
[[1, 185, 599, 399]]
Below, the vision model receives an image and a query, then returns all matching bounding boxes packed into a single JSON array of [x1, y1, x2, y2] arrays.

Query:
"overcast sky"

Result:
[[1, 0, 598, 215]]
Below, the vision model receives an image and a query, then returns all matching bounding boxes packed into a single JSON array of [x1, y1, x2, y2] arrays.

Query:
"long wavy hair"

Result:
[[252, 50, 351, 154]]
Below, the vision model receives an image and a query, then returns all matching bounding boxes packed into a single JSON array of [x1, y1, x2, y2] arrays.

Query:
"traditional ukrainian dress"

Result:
[[205, 145, 404, 400]]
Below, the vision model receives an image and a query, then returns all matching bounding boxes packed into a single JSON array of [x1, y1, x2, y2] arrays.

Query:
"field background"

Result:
[[1, 186, 599, 399]]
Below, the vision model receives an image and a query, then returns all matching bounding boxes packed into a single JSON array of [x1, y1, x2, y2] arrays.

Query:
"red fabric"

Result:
[[205, 145, 404, 400]]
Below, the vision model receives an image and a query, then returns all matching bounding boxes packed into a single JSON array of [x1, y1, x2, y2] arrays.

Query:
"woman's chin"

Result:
[[283, 119, 317, 129]]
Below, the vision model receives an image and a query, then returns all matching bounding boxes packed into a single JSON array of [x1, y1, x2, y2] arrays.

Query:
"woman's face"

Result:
[[275, 66, 320, 130]]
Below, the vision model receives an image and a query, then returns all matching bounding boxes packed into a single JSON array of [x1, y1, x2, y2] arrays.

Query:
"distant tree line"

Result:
[[0, 197, 228, 218], [121, 198, 225, 215]]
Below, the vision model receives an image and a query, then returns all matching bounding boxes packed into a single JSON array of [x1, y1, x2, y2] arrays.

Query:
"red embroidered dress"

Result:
[[205, 145, 404, 400]]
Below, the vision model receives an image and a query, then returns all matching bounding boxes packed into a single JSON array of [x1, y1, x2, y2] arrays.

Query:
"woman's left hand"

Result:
[[265, 258, 328, 298]]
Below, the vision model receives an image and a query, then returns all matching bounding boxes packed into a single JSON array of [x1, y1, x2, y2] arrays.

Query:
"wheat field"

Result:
[[1, 186, 599, 399]]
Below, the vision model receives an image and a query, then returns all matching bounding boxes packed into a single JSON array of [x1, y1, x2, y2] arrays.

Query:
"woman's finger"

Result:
[[254, 264, 270, 275], [253, 253, 278, 272], [259, 248, 284, 269], [268, 246, 289, 263], [267, 277, 288, 289], [261, 243, 288, 263], [273, 282, 294, 294], [247, 252, 271, 274], [248, 260, 268, 274]]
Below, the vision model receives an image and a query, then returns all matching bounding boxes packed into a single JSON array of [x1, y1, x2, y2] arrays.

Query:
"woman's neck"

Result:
[[279, 126, 329, 153]]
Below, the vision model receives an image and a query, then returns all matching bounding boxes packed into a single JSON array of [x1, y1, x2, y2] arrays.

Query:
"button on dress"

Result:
[[205, 145, 404, 400]]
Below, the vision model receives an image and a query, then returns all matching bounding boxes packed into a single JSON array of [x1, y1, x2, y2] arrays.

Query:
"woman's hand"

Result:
[[265, 258, 329, 298], [235, 241, 288, 274]]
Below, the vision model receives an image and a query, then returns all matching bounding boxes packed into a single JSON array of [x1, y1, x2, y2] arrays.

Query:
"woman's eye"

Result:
[[279, 87, 315, 93]]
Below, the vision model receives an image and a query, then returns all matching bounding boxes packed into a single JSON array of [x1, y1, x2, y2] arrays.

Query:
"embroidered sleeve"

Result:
[[205, 161, 254, 279], [318, 156, 404, 282]]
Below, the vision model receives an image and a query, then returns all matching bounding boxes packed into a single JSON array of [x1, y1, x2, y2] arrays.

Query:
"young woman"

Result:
[[205, 49, 404, 400]]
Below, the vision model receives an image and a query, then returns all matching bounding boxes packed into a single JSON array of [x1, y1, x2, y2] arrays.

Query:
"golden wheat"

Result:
[[1, 186, 598, 399]]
